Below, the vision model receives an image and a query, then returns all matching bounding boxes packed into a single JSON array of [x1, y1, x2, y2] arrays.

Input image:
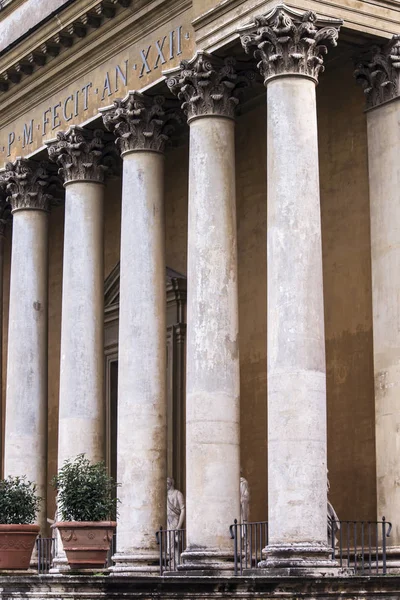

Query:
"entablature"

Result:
[[192, 0, 400, 53], [0, 0, 133, 94], [0, 0, 194, 165]]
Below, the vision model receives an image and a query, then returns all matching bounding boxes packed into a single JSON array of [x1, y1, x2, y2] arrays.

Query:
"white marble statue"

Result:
[[240, 476, 250, 523], [327, 475, 340, 546], [167, 477, 185, 530], [47, 508, 58, 561]]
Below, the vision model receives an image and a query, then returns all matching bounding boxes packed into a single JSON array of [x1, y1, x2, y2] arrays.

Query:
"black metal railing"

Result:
[[156, 527, 186, 574], [230, 520, 268, 576], [36, 536, 55, 574], [330, 517, 392, 575]]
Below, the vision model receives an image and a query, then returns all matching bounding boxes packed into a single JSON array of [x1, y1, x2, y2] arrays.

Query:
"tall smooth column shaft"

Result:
[[183, 116, 240, 569], [367, 99, 400, 555], [5, 210, 48, 532], [266, 78, 328, 564], [112, 151, 166, 573], [58, 181, 104, 466]]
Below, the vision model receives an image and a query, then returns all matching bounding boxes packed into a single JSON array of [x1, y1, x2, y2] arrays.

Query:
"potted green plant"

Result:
[[0, 476, 41, 570], [52, 454, 118, 569]]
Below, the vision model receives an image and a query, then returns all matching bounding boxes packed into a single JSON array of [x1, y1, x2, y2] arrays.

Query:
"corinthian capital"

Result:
[[101, 92, 180, 155], [0, 179, 11, 235], [165, 52, 253, 122], [46, 126, 107, 184], [354, 36, 400, 109], [240, 5, 342, 85], [2, 159, 53, 213], [0, 178, 8, 206]]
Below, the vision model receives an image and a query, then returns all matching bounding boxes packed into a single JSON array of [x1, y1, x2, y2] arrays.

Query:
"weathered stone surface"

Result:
[[110, 150, 166, 574], [101, 92, 180, 155], [355, 36, 400, 109], [0, 0, 71, 53], [0, 179, 11, 237], [0, 158, 52, 536], [0, 575, 400, 600], [179, 114, 240, 571], [1, 194, 49, 536], [47, 127, 108, 185], [2, 159, 53, 212], [365, 93, 400, 561], [261, 75, 329, 570], [240, 5, 341, 85], [56, 180, 105, 466], [165, 52, 252, 121]]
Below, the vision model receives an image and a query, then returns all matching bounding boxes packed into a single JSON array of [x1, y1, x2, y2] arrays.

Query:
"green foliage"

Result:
[[52, 454, 119, 522], [0, 476, 41, 524]]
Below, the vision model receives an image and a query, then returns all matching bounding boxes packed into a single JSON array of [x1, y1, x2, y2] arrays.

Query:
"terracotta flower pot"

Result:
[[0, 524, 40, 570], [54, 521, 116, 569]]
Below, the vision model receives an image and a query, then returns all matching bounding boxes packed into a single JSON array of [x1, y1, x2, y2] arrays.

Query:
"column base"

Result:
[[177, 547, 234, 574], [109, 552, 160, 575], [49, 557, 70, 574], [49, 529, 68, 573], [257, 542, 348, 577], [383, 546, 400, 573]]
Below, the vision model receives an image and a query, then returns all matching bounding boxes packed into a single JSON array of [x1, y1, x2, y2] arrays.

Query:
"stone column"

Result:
[[47, 127, 106, 467], [241, 7, 341, 574], [165, 54, 246, 571], [355, 36, 400, 565], [0, 182, 10, 478], [47, 128, 106, 569], [2, 160, 52, 534], [101, 93, 177, 573]]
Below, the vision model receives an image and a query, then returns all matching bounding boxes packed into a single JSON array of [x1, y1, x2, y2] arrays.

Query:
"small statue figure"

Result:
[[47, 507, 58, 562], [327, 475, 340, 546], [240, 476, 250, 523], [167, 478, 185, 530]]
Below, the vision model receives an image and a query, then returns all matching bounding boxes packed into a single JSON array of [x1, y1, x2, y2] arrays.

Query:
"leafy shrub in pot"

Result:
[[0, 476, 41, 570], [52, 454, 119, 569]]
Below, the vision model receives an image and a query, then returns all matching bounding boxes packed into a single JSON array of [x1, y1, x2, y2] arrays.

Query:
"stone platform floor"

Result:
[[0, 575, 400, 600]]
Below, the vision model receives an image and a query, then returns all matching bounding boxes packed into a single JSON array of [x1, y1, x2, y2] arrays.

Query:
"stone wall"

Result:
[[318, 58, 376, 522], [236, 103, 268, 522]]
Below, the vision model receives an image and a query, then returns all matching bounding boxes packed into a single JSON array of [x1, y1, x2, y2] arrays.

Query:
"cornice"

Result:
[[0, 0, 132, 94], [192, 0, 400, 53], [0, 1, 89, 54], [0, 0, 24, 21], [0, 0, 191, 130]]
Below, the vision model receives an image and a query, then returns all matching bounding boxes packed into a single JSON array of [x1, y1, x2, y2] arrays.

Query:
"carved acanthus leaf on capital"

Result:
[[239, 5, 342, 85], [354, 36, 400, 109], [165, 52, 254, 121], [46, 126, 108, 184], [0, 179, 11, 236], [101, 92, 181, 154], [2, 159, 53, 213]]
